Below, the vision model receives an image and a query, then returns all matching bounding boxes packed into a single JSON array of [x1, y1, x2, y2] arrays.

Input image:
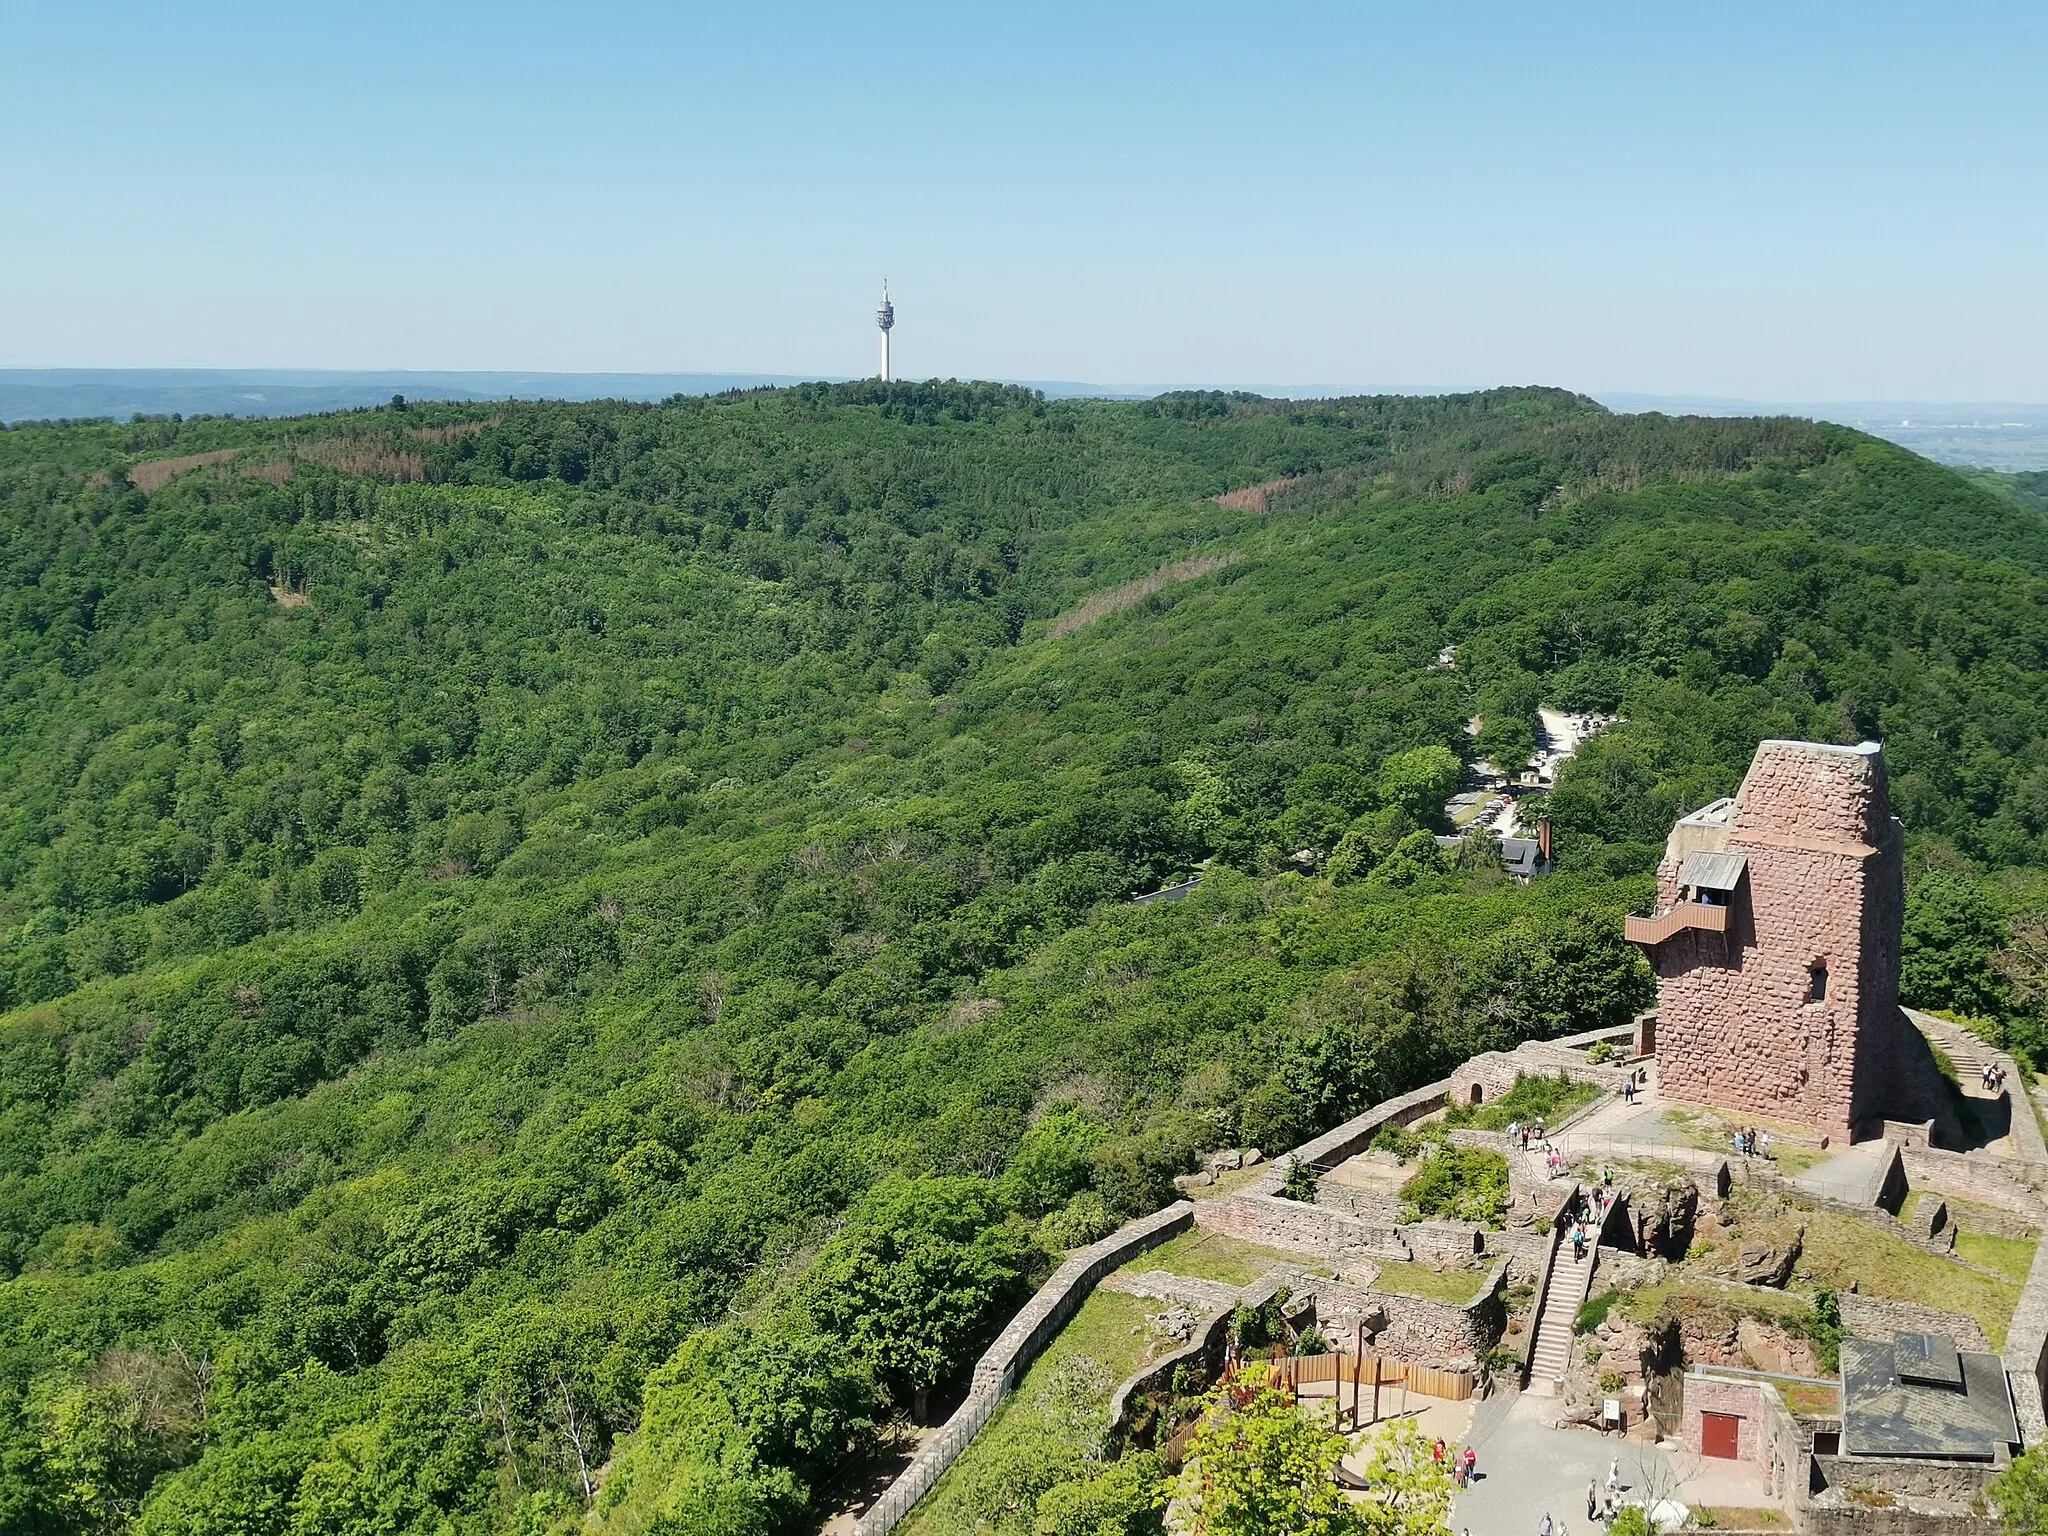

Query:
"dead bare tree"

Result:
[[477, 1385, 523, 1491], [552, 1368, 596, 1505], [167, 1339, 216, 1428]]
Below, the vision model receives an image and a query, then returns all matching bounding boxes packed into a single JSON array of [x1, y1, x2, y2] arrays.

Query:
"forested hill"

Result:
[[3, 383, 2048, 1533]]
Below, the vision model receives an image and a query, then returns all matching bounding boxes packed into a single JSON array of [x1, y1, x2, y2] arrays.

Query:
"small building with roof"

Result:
[[1840, 1333, 2020, 1463]]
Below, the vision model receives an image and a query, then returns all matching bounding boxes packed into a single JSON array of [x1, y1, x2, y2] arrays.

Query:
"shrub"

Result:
[[1042, 1192, 1120, 1250], [1281, 1160, 1320, 1203], [1587, 1041, 1616, 1065], [1400, 1146, 1509, 1225], [1371, 1122, 1423, 1160], [1577, 1290, 1619, 1334]]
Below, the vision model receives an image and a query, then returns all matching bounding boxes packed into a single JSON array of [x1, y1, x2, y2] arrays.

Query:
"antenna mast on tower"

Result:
[[876, 281, 894, 382]]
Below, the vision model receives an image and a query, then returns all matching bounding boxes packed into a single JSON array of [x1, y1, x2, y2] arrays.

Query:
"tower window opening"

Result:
[[1809, 964, 1828, 1003]]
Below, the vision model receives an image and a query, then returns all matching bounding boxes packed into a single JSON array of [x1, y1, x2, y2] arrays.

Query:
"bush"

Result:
[[1577, 1290, 1619, 1334], [1400, 1146, 1509, 1225], [1587, 1041, 1616, 1065], [1371, 1122, 1423, 1160], [1788, 1288, 1845, 1373], [1281, 1160, 1320, 1203], [1042, 1192, 1120, 1250]]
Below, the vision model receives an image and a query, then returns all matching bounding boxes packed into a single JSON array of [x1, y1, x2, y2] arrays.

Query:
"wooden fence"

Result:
[[1230, 1351, 1476, 1402]]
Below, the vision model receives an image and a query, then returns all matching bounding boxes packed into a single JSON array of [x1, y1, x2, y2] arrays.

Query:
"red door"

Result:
[[1702, 1411, 1741, 1459]]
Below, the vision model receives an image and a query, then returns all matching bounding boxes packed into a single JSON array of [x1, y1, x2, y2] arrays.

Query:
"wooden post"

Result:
[[1370, 1353, 1382, 1425], [1351, 1323, 1363, 1429]]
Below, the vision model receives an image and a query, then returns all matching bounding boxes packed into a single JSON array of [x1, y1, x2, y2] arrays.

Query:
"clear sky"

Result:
[[4, 1, 2044, 399]]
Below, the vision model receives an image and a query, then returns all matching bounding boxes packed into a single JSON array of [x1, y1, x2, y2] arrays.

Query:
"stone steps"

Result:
[[1528, 1241, 1597, 1394], [1524, 1188, 1630, 1398]]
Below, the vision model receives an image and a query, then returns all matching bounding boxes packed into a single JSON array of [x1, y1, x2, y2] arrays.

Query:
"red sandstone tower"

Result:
[[1627, 739, 1938, 1143]]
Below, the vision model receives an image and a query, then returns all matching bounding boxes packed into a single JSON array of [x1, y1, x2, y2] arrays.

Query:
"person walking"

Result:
[[1587, 1478, 1599, 1521], [1463, 1445, 1478, 1485], [1540, 1514, 1555, 1536], [1607, 1457, 1621, 1494]]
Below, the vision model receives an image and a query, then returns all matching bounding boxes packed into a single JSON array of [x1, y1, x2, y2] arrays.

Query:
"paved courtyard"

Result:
[[1443, 1396, 1774, 1536]]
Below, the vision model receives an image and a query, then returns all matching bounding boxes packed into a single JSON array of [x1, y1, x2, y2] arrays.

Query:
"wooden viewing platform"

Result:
[[1625, 901, 1730, 947]]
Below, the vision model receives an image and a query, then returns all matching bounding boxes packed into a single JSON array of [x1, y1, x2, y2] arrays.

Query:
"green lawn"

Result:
[[1800, 1211, 2023, 1349], [1129, 1228, 1312, 1286], [1955, 1230, 2039, 1284], [1370, 1260, 1488, 1305], [1197, 1162, 1275, 1201], [1780, 1382, 1841, 1417], [1659, 1107, 1825, 1173], [900, 1289, 1156, 1536]]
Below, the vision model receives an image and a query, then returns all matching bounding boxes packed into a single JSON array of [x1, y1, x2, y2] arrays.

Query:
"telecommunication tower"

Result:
[[876, 281, 895, 382]]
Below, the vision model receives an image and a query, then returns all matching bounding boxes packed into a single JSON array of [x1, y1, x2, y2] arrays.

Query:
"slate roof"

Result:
[[1130, 875, 1202, 907], [1841, 1336, 2019, 1460], [1676, 849, 1748, 893], [1501, 838, 1551, 881], [1895, 1332, 1964, 1389]]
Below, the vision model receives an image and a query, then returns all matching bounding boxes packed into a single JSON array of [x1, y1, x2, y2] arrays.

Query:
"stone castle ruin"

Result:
[[1628, 739, 1955, 1144], [862, 737, 2048, 1536]]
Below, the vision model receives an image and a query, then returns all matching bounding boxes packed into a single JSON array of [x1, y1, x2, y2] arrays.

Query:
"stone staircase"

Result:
[[1921, 1017, 1998, 1087], [1525, 1188, 1625, 1397]]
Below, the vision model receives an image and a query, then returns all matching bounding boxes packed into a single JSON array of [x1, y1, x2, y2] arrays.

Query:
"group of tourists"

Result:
[[1568, 1184, 1613, 1260], [1731, 1125, 1773, 1159], [1530, 1460, 1630, 1536], [1508, 1117, 1576, 1180], [1983, 1060, 2009, 1092], [1430, 1437, 1479, 1487], [1586, 1459, 1627, 1521]]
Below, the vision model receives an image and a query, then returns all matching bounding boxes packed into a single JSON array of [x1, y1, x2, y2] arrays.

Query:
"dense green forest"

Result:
[[3, 383, 2048, 1534]]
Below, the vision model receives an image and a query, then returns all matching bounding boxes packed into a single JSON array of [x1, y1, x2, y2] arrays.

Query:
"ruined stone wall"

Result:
[[1445, 1049, 1629, 1109], [1650, 741, 1934, 1140], [1197, 1191, 1402, 1258], [1904, 1147, 2048, 1221], [1315, 1182, 1409, 1226], [1815, 1457, 2001, 1508], [1404, 1220, 1488, 1265], [1807, 1503, 1995, 1536], [1307, 1265, 1508, 1370], [1836, 1296, 1993, 1354], [853, 1202, 1192, 1536]]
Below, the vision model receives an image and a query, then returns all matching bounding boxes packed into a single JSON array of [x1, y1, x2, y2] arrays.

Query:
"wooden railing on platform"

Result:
[[1624, 901, 1729, 947]]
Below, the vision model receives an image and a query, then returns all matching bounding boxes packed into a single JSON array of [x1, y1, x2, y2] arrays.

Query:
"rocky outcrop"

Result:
[[1612, 1170, 1700, 1257], [1712, 1225, 1805, 1287]]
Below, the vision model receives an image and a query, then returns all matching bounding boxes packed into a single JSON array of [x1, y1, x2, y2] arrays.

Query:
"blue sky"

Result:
[[4, 2, 2044, 398]]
